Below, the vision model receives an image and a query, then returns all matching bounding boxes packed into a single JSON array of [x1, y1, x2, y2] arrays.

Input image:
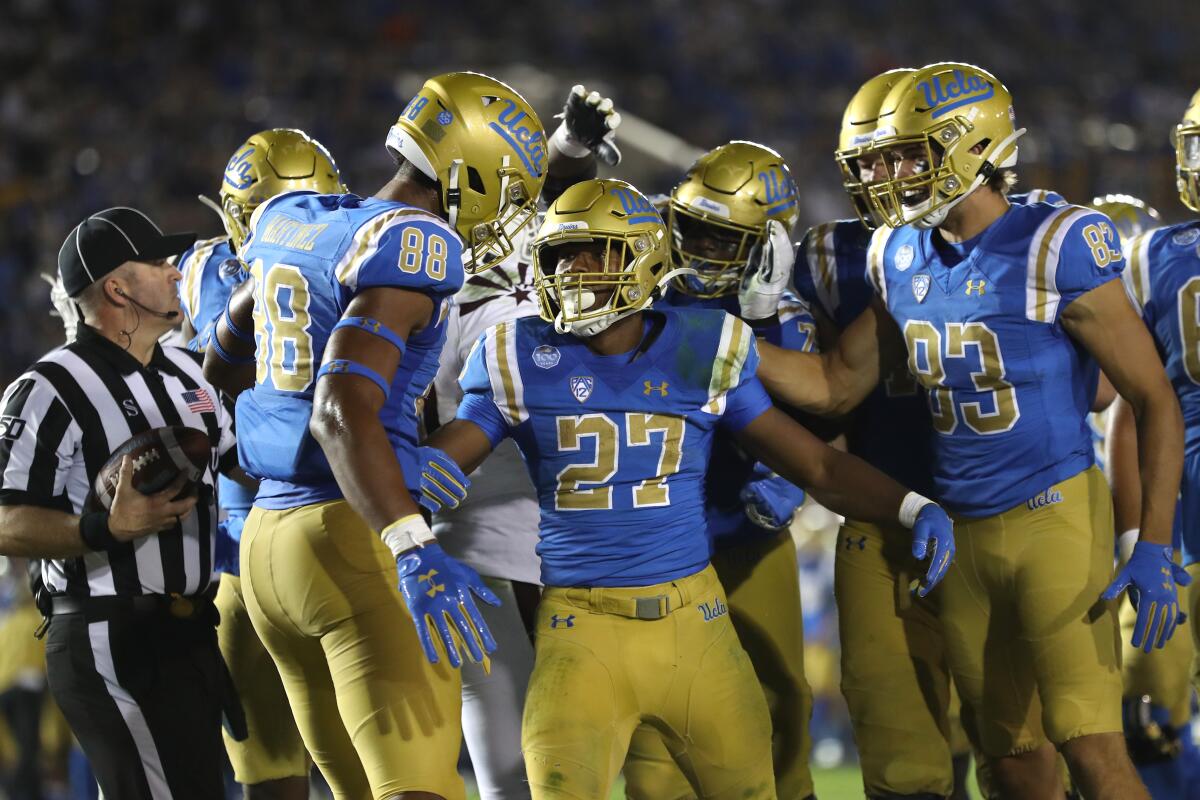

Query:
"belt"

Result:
[[558, 567, 711, 620], [49, 592, 212, 621]]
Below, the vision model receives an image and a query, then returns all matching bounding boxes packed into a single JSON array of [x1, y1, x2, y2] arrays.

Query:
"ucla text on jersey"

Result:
[[867, 200, 1123, 516], [1124, 220, 1200, 563], [237, 190, 464, 509], [457, 308, 773, 586]]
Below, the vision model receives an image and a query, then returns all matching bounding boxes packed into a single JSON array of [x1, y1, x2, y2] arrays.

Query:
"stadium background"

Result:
[[0, 0, 1198, 797]]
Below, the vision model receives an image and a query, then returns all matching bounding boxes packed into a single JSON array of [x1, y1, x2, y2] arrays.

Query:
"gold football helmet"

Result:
[[836, 68, 914, 228], [387, 72, 547, 273], [667, 141, 800, 298], [866, 62, 1026, 229], [534, 179, 684, 336], [1089, 194, 1162, 242], [1174, 87, 1200, 212], [218, 128, 345, 252]]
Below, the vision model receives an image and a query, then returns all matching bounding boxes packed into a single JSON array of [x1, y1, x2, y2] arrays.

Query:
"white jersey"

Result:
[[432, 224, 542, 585]]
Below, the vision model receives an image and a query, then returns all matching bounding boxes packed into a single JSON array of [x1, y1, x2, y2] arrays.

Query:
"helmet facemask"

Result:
[[1175, 123, 1200, 213], [455, 158, 539, 273], [866, 120, 1024, 229], [667, 202, 762, 298], [535, 231, 686, 337]]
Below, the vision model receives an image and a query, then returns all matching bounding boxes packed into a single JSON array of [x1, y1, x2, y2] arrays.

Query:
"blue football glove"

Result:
[[739, 465, 805, 530], [213, 515, 244, 576], [911, 504, 955, 597], [395, 543, 501, 668], [416, 446, 471, 514], [1102, 542, 1192, 653]]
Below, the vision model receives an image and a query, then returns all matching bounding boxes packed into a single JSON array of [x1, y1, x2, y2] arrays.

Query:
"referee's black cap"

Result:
[[58, 207, 196, 297]]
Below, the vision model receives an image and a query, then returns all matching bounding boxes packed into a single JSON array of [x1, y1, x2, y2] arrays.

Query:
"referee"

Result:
[[0, 207, 241, 799]]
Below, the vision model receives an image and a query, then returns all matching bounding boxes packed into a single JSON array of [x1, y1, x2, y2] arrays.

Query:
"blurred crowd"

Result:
[[1, 3, 1200, 793], [2, 0, 1200, 385]]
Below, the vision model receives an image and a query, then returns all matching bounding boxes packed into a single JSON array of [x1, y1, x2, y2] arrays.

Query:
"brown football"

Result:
[[88, 426, 211, 511]]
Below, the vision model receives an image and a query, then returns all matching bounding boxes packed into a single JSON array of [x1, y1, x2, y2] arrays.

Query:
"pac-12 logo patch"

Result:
[[912, 273, 931, 303], [895, 244, 915, 272], [532, 345, 560, 369], [570, 376, 594, 403]]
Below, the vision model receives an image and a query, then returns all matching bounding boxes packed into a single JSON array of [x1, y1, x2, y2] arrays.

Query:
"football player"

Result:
[[427, 84, 621, 800], [423, 178, 956, 800], [203, 72, 547, 800], [1107, 92, 1200, 795], [177, 128, 344, 800], [747, 63, 1186, 799], [620, 141, 817, 800], [791, 69, 1073, 799]]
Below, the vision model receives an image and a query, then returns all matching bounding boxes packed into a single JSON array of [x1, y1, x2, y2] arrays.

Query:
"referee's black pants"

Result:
[[45, 606, 226, 800]]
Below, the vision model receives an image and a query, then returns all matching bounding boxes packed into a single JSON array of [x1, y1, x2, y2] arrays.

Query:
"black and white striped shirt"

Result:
[[0, 325, 236, 597]]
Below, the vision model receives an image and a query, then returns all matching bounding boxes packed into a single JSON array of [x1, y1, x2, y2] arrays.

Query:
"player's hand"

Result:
[[108, 456, 198, 542], [911, 504, 955, 597], [1102, 542, 1191, 653], [395, 543, 501, 668], [738, 220, 794, 321], [552, 84, 622, 166], [739, 464, 805, 530], [417, 446, 471, 513]]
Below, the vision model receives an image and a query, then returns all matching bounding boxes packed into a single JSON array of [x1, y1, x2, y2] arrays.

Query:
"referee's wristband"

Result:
[[380, 513, 436, 557], [80, 511, 118, 551]]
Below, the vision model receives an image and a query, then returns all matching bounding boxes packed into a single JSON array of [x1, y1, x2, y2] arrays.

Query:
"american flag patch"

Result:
[[181, 388, 215, 414]]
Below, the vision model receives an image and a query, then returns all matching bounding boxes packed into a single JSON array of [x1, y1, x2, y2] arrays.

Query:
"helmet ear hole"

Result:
[[467, 166, 486, 194]]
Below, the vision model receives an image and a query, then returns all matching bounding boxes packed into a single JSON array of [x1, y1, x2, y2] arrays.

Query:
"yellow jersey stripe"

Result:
[[493, 322, 522, 426]]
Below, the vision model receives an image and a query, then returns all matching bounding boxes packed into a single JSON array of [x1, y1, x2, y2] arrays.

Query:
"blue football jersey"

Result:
[[659, 289, 815, 545], [868, 201, 1122, 516], [456, 308, 773, 587], [1123, 219, 1200, 562], [177, 235, 256, 516], [795, 220, 935, 496], [236, 190, 464, 509], [792, 190, 1068, 501]]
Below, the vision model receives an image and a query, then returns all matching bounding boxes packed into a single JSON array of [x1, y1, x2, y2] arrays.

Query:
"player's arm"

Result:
[[1093, 369, 1117, 413], [1106, 396, 1141, 562], [1062, 279, 1182, 548], [202, 279, 256, 396], [309, 286, 433, 533], [544, 84, 621, 204], [734, 404, 954, 595], [0, 462, 194, 558], [756, 297, 904, 416], [425, 419, 496, 476]]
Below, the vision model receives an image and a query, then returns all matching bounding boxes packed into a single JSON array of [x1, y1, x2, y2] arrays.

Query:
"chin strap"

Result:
[[556, 265, 698, 336]]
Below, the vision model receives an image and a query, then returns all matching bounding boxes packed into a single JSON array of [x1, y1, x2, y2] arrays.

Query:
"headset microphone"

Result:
[[115, 287, 180, 320]]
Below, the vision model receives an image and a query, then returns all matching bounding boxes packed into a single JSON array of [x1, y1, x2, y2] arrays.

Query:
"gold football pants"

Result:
[[523, 565, 775, 800], [240, 500, 464, 800], [940, 466, 1122, 757], [215, 574, 308, 785], [835, 517, 958, 797], [623, 531, 814, 800]]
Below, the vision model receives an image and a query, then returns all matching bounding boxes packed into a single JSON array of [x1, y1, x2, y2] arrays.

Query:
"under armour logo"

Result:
[[419, 568, 445, 598], [965, 280, 987, 296], [643, 380, 669, 396], [844, 535, 866, 551], [354, 319, 381, 333], [550, 614, 575, 629]]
